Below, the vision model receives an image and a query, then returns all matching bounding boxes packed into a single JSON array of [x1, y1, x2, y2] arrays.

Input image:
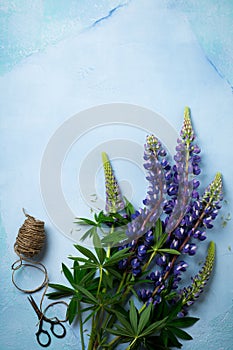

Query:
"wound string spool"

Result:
[[12, 209, 48, 293], [11, 209, 68, 344]]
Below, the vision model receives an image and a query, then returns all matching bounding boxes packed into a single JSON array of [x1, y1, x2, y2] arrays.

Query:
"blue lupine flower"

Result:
[[165, 107, 200, 234], [126, 135, 167, 239]]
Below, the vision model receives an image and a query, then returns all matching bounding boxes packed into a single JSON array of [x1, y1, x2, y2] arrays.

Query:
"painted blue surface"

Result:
[[1, 1, 233, 349], [0, 0, 129, 75]]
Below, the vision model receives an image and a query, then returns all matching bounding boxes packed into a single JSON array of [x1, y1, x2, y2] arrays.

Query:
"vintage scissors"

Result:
[[28, 295, 66, 347]]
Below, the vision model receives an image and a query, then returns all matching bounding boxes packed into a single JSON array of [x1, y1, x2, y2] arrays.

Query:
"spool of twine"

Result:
[[11, 209, 68, 328], [12, 209, 48, 293], [14, 209, 46, 258]]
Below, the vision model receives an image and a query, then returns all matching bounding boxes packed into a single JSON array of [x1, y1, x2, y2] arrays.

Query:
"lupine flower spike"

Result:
[[102, 152, 125, 213], [181, 241, 215, 313], [126, 135, 167, 238], [165, 107, 198, 234]]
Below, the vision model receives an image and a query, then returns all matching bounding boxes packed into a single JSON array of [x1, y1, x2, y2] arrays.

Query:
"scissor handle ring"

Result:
[[50, 322, 66, 339], [36, 328, 51, 348]]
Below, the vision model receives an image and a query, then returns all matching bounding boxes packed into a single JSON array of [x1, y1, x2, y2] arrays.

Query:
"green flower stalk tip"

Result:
[[181, 106, 194, 143], [146, 134, 160, 153], [181, 241, 215, 307], [203, 172, 223, 204], [101, 152, 125, 214]]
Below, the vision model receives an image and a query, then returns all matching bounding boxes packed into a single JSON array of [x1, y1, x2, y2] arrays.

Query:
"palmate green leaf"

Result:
[[154, 218, 163, 242], [113, 312, 134, 335], [80, 226, 97, 241], [168, 326, 193, 340], [137, 303, 153, 334], [62, 263, 74, 286], [105, 327, 130, 338], [93, 230, 106, 264], [74, 284, 98, 304], [48, 283, 74, 293], [74, 261, 98, 271], [73, 260, 80, 284], [101, 230, 128, 245], [157, 248, 180, 255], [165, 329, 182, 349], [103, 271, 113, 289], [166, 300, 183, 321], [146, 336, 171, 350], [168, 316, 199, 328], [129, 300, 138, 333], [77, 269, 96, 285], [105, 267, 123, 280], [46, 291, 74, 299], [140, 316, 168, 337], [96, 211, 116, 224], [67, 296, 78, 324], [74, 244, 99, 264], [156, 233, 168, 249], [104, 247, 131, 266], [75, 217, 97, 226]]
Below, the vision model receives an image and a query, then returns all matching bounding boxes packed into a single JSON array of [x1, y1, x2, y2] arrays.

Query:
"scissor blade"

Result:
[[28, 295, 41, 319]]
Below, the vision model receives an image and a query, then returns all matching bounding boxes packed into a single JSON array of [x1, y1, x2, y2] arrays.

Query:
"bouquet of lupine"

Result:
[[47, 107, 223, 350]]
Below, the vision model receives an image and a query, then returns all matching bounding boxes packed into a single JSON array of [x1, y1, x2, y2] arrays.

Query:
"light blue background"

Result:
[[1, 1, 233, 349]]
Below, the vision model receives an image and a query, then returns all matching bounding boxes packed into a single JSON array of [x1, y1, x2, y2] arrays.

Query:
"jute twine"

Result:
[[11, 209, 68, 325], [14, 209, 45, 258], [12, 209, 48, 293]]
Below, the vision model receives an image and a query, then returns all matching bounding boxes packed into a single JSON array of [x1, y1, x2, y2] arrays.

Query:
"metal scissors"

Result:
[[28, 295, 66, 347]]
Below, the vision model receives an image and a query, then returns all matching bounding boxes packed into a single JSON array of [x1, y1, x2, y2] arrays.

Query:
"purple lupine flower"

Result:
[[126, 135, 166, 239], [165, 107, 200, 234], [102, 152, 125, 214]]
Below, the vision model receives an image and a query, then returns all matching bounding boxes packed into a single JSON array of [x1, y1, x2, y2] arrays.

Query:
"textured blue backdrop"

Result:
[[1, 1, 233, 349]]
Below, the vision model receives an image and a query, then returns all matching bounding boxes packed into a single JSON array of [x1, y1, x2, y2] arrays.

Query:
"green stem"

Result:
[[78, 300, 85, 350], [105, 335, 121, 349], [142, 249, 157, 273], [126, 337, 138, 350], [88, 316, 96, 350], [97, 266, 103, 295]]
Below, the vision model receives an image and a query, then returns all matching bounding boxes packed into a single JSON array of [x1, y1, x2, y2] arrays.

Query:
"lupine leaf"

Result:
[[96, 211, 116, 224], [166, 329, 182, 348], [137, 303, 152, 334], [154, 219, 163, 242], [168, 326, 193, 340], [73, 260, 80, 284], [62, 263, 74, 286], [75, 217, 97, 226], [74, 244, 99, 264], [129, 300, 138, 333], [48, 283, 74, 293], [105, 267, 123, 280], [46, 290, 74, 299], [101, 230, 128, 244], [113, 312, 134, 335], [140, 317, 168, 337], [80, 226, 97, 241], [74, 284, 98, 304], [93, 230, 106, 264], [104, 247, 131, 266], [169, 317, 199, 328], [67, 297, 78, 324], [158, 248, 180, 255]]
